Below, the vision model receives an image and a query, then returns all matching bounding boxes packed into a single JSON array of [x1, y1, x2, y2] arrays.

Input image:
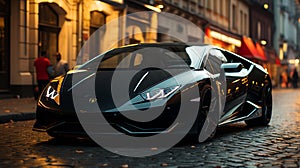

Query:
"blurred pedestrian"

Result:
[[280, 70, 288, 88], [53, 52, 69, 77], [34, 51, 51, 97], [291, 68, 299, 88]]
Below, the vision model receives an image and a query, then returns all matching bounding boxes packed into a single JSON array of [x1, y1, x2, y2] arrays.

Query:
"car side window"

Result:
[[133, 53, 143, 67], [222, 51, 251, 69], [99, 52, 133, 69], [204, 49, 226, 75]]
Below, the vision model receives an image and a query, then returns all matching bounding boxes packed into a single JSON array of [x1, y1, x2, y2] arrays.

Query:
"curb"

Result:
[[0, 112, 35, 124]]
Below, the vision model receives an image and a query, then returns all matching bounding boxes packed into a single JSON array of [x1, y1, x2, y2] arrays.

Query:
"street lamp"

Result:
[[263, 3, 269, 10], [260, 40, 267, 46]]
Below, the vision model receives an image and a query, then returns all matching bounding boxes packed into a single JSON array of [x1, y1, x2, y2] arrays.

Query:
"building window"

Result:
[[224, 1, 229, 18], [232, 4, 237, 30], [198, 0, 204, 15], [219, 0, 223, 16], [173, 0, 179, 6], [90, 11, 106, 35], [205, 0, 212, 10], [190, 0, 196, 13], [182, 0, 188, 10], [39, 4, 58, 26], [198, 0, 204, 7], [213, 0, 218, 13], [257, 21, 261, 40], [244, 13, 247, 35], [240, 10, 243, 34], [90, 11, 106, 59]]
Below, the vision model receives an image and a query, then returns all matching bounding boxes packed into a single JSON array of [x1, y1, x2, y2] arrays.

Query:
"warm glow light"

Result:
[[157, 5, 164, 9], [289, 59, 295, 64], [94, 0, 103, 11], [111, 0, 123, 4], [144, 4, 161, 12], [279, 48, 284, 60], [283, 42, 288, 52], [0, 17, 4, 27], [210, 31, 241, 47], [289, 59, 299, 65], [263, 3, 269, 10], [260, 40, 267, 46]]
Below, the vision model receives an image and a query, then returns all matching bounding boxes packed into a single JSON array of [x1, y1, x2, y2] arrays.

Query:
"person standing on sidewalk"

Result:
[[34, 51, 51, 97], [291, 67, 299, 88], [53, 52, 69, 77]]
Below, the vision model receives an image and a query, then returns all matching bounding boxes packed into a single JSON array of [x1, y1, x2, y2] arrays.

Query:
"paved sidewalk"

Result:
[[0, 97, 36, 123]]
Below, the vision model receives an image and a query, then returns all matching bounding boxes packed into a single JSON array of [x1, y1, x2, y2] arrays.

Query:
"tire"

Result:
[[196, 84, 217, 142], [245, 80, 272, 126]]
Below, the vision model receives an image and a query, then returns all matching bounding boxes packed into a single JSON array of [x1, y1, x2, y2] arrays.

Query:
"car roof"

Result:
[[118, 42, 210, 49]]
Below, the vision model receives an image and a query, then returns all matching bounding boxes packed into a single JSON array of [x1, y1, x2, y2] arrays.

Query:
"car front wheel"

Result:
[[196, 84, 217, 142]]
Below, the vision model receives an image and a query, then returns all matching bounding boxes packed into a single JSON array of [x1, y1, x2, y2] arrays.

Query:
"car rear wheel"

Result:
[[245, 80, 272, 126]]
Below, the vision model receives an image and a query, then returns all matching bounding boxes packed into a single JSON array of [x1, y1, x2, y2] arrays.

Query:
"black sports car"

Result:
[[33, 43, 272, 142]]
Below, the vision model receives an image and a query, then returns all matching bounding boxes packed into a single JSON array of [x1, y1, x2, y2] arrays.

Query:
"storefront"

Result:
[[265, 48, 281, 87], [205, 26, 241, 53], [237, 36, 267, 63]]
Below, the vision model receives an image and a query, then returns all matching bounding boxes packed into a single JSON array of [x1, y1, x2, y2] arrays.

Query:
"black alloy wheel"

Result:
[[196, 84, 217, 142]]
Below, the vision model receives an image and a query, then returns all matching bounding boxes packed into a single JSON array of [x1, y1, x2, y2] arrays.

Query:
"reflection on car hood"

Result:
[[62, 68, 206, 111]]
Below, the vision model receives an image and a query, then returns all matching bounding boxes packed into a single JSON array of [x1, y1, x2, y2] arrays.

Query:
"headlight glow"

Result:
[[141, 85, 180, 101], [42, 76, 64, 105]]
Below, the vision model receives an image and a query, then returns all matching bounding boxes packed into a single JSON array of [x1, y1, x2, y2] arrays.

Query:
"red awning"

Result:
[[255, 42, 268, 61], [238, 36, 261, 60]]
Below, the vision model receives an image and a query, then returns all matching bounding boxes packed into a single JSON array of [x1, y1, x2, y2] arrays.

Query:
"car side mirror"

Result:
[[221, 63, 244, 73]]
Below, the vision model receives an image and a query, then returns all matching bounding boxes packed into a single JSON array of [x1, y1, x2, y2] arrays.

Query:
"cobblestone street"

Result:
[[0, 89, 300, 168]]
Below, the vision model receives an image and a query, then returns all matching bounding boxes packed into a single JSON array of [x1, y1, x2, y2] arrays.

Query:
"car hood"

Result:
[[60, 68, 202, 112]]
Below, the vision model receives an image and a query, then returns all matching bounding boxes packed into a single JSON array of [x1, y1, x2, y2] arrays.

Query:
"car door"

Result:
[[219, 50, 250, 124], [202, 49, 227, 117]]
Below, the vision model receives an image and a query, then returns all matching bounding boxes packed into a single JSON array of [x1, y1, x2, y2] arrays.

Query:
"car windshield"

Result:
[[78, 45, 206, 70]]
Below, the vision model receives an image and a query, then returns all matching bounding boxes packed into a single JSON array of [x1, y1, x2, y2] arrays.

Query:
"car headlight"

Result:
[[41, 76, 64, 106], [141, 85, 180, 101]]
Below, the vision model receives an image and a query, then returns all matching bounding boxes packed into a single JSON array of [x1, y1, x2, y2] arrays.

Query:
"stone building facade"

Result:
[[3, 0, 126, 96]]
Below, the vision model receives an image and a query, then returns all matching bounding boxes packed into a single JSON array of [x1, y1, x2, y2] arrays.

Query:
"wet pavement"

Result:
[[0, 89, 299, 167]]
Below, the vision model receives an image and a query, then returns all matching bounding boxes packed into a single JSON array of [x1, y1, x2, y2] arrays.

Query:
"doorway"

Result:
[[38, 3, 60, 63], [0, 0, 10, 92]]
